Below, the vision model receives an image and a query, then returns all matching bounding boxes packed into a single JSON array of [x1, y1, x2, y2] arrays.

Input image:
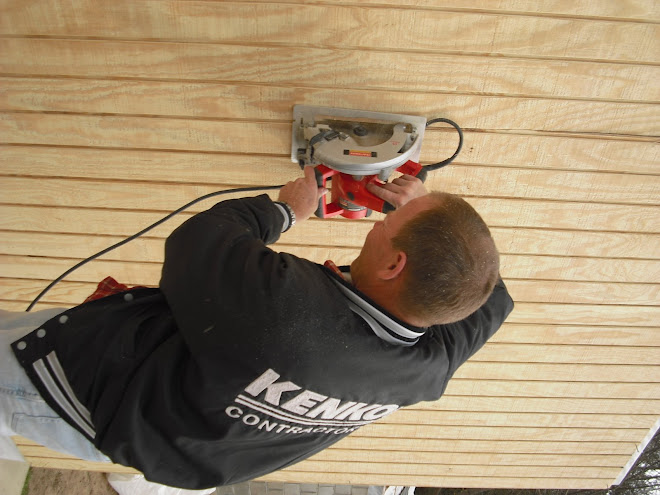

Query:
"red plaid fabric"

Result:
[[84, 276, 146, 303]]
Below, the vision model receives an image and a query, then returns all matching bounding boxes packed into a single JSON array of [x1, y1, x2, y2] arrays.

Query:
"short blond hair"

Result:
[[392, 192, 499, 325]]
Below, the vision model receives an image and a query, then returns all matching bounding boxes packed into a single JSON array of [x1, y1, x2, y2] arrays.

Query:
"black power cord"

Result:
[[416, 118, 463, 183], [26, 185, 283, 312], [26, 118, 462, 311]]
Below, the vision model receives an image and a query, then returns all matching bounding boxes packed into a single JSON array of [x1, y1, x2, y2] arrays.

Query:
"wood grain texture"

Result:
[[238, 0, 660, 21], [1, 123, 658, 204], [1, 1, 658, 63], [2, 219, 658, 259], [2, 78, 659, 137], [1, 0, 658, 489], [1, 38, 658, 101], [4, 274, 658, 306], [1, 236, 658, 284], [3, 176, 659, 231]]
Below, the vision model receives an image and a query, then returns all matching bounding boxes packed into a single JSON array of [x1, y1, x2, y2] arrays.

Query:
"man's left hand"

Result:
[[367, 174, 427, 209]]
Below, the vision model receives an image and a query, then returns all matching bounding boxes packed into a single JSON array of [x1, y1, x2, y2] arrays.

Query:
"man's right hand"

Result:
[[277, 166, 328, 222], [366, 174, 428, 209]]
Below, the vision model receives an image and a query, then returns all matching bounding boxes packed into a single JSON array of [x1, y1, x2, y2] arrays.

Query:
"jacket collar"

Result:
[[323, 262, 427, 347]]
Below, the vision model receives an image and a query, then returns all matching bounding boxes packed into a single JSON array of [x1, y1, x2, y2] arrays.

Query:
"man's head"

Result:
[[351, 192, 500, 326]]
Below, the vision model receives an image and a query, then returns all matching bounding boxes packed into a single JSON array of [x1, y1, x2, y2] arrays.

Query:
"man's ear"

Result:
[[377, 250, 407, 281]]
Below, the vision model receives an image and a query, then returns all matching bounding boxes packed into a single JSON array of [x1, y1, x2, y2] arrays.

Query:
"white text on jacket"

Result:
[[226, 368, 400, 435]]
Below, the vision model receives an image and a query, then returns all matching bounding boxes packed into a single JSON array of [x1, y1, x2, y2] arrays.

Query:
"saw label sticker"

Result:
[[344, 150, 377, 158]]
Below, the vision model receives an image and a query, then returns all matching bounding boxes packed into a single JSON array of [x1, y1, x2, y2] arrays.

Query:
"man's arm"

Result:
[[158, 168, 325, 353], [437, 278, 514, 378]]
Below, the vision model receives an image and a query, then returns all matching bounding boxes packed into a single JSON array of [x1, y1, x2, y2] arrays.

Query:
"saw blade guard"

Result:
[[292, 105, 427, 177]]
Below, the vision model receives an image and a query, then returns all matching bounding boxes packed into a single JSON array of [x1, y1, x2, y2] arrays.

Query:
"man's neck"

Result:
[[352, 276, 429, 328]]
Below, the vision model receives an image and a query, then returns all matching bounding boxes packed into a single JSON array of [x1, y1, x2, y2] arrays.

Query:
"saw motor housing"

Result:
[[292, 105, 428, 218]]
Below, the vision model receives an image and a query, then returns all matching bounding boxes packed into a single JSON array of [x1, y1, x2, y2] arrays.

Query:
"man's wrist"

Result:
[[274, 201, 296, 232]]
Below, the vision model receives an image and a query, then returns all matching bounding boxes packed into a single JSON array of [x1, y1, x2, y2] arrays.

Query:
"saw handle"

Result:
[[380, 160, 425, 213], [313, 166, 342, 218], [313, 161, 424, 218]]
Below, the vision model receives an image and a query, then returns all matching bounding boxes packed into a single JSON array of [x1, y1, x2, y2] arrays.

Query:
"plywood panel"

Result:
[[1, 1, 657, 63], [1, 39, 658, 100]]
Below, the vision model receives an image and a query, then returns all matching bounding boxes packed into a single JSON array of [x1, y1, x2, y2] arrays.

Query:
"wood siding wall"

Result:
[[1, 0, 658, 490]]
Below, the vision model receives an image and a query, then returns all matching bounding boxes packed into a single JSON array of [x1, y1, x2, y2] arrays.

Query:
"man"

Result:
[[1, 168, 513, 490]]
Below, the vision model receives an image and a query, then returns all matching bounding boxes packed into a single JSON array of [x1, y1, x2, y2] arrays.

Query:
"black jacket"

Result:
[[12, 195, 514, 489]]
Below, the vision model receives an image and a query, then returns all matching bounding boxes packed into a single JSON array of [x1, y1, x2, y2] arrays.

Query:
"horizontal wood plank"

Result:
[[412, 396, 660, 415], [452, 362, 660, 383], [9, 439, 621, 489], [443, 380, 660, 400], [5, 277, 660, 349], [2, 78, 660, 137], [243, 0, 660, 22], [13, 435, 639, 457], [16, 443, 631, 469], [471, 343, 660, 365], [385, 410, 658, 429], [3, 176, 658, 232], [1, 234, 658, 284], [491, 324, 660, 347], [4, 273, 658, 307], [15, 452, 612, 489], [1, 1, 657, 63], [2, 216, 658, 260], [5, 276, 659, 360], [2, 0, 658, 487], [1, 119, 658, 205], [282, 459, 623, 479], [1, 128, 658, 176], [1, 38, 658, 101], [312, 449, 629, 470]]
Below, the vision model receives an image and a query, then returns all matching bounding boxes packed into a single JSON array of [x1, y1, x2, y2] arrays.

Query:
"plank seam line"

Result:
[[279, 469, 617, 480], [1, 146, 659, 179], [5, 201, 659, 231], [0, 73, 656, 106], [286, 459, 628, 470], [3, 300, 659, 330], [375, 423, 651, 430], [4, 109, 660, 144], [349, 435, 640, 445], [297, 447, 636, 455], [189, 0, 660, 25], [2, 34, 659, 67], [2, 172, 660, 206], [1, 160, 659, 181], [406, 407, 660, 412], [2, 238, 660, 264], [502, 322, 660, 329], [485, 342, 660, 350], [467, 360, 660, 367], [440, 394, 660, 401]]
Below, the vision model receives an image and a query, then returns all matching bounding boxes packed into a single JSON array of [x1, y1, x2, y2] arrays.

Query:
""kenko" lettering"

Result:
[[243, 368, 399, 423]]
